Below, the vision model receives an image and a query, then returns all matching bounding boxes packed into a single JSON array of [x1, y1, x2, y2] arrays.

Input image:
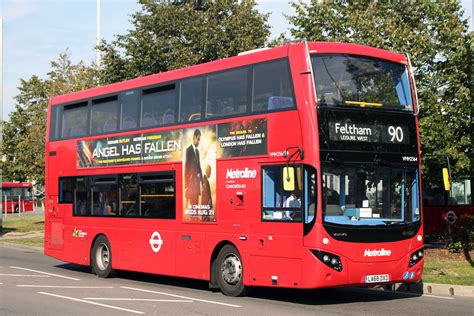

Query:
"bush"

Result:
[[447, 240, 463, 253], [447, 215, 474, 253]]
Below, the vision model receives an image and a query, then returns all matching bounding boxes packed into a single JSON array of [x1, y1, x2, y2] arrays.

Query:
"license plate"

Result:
[[365, 274, 389, 283]]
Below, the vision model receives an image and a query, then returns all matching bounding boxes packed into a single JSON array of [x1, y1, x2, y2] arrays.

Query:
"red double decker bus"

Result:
[[2, 182, 34, 214], [45, 41, 423, 296]]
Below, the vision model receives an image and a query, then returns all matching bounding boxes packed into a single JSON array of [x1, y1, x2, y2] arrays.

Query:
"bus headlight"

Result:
[[311, 250, 343, 272], [409, 248, 424, 267]]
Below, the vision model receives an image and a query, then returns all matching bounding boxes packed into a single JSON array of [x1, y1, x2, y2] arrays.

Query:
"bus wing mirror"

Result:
[[283, 167, 295, 191], [442, 168, 451, 191]]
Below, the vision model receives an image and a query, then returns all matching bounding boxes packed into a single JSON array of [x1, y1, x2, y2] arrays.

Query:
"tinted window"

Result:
[[91, 176, 117, 216], [91, 96, 119, 134], [207, 68, 248, 118], [59, 178, 74, 203], [119, 174, 139, 216], [50, 106, 61, 140], [62, 102, 88, 138], [71, 172, 175, 219], [180, 77, 203, 122], [140, 173, 175, 219], [121, 91, 139, 130], [141, 85, 176, 127], [253, 59, 294, 112], [74, 177, 89, 216]]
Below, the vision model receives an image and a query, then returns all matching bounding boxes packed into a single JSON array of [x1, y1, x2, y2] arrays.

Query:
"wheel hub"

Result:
[[221, 254, 242, 285], [96, 243, 109, 271]]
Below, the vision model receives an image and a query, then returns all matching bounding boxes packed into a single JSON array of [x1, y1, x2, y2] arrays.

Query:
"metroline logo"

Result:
[[226, 168, 257, 179], [364, 248, 392, 257]]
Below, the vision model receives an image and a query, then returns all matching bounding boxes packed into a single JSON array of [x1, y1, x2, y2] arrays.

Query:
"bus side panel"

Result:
[[175, 231, 206, 279], [248, 255, 302, 288], [112, 226, 177, 277]]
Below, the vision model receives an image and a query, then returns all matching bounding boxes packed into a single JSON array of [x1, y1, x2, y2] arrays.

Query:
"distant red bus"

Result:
[[2, 182, 34, 214], [45, 41, 423, 296], [422, 157, 473, 239]]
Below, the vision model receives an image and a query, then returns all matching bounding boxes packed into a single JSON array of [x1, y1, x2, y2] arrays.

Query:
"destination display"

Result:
[[329, 121, 409, 144]]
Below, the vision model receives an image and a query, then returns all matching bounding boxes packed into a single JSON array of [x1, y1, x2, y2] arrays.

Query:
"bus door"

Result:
[[250, 165, 311, 287]]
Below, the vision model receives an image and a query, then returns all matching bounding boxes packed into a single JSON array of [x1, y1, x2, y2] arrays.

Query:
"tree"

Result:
[[287, 1, 472, 179], [470, 32, 474, 178], [98, 0, 270, 84], [1, 53, 98, 185]]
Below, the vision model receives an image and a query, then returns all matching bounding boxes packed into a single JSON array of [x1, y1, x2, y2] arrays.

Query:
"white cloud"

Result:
[[1, 0, 38, 21]]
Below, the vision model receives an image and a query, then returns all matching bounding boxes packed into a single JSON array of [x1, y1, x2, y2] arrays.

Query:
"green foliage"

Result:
[[288, 0, 472, 180], [447, 240, 463, 253], [1, 53, 98, 184], [447, 215, 473, 254], [2, 1, 270, 185], [98, 0, 270, 84]]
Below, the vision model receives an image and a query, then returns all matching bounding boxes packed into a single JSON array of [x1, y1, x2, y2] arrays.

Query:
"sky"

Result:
[[1, 0, 473, 119]]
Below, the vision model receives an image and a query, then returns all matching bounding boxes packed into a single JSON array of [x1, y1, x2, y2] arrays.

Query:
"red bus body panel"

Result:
[[424, 205, 474, 236]]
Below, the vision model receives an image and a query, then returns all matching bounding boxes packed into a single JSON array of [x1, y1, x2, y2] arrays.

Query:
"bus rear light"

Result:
[[409, 248, 424, 267], [311, 250, 343, 272]]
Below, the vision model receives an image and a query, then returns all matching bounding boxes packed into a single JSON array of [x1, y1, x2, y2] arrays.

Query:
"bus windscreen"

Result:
[[311, 54, 413, 111], [322, 163, 420, 226]]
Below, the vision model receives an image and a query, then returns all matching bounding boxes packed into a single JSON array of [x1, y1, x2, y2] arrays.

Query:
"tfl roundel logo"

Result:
[[149, 231, 164, 253]]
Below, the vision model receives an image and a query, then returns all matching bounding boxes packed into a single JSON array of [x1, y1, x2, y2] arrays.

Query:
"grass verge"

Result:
[[422, 250, 474, 286], [1, 214, 44, 234], [0, 236, 44, 248]]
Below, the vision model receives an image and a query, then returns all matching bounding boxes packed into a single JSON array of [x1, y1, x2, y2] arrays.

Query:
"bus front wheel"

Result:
[[216, 245, 247, 297], [91, 235, 115, 278]]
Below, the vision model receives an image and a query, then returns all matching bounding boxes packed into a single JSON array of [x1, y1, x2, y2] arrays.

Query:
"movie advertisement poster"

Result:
[[182, 126, 217, 222], [217, 118, 267, 158], [77, 130, 181, 168]]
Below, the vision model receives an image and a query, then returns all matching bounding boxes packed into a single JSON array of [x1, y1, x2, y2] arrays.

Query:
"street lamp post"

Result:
[[96, 0, 101, 69]]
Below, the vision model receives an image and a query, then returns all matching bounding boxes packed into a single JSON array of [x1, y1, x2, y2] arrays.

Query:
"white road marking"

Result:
[[10, 266, 80, 281], [84, 298, 193, 303], [38, 292, 144, 314], [121, 286, 241, 308], [18, 285, 114, 289], [422, 294, 454, 300], [0, 274, 50, 277]]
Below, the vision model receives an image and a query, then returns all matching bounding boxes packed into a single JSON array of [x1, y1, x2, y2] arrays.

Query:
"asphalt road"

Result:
[[1, 244, 473, 316]]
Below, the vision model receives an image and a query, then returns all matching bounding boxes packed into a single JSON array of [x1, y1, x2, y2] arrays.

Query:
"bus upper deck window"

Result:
[[252, 59, 294, 112]]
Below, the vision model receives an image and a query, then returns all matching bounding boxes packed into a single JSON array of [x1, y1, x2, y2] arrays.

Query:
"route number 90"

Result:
[[388, 126, 404, 142]]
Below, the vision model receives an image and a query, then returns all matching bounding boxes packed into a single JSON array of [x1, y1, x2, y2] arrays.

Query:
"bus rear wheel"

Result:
[[216, 245, 247, 297], [91, 235, 115, 278]]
